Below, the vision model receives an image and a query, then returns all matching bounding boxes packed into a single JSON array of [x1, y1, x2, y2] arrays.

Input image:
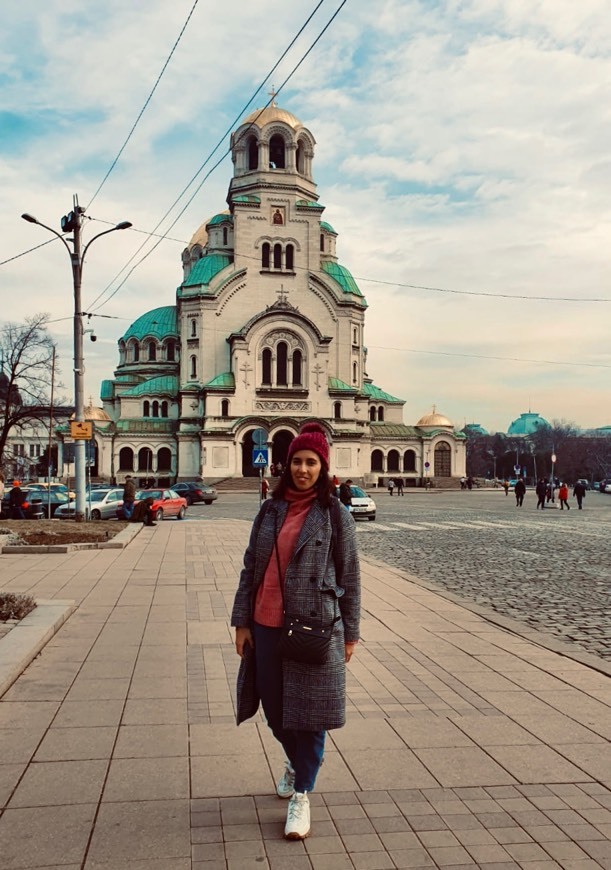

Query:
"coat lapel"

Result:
[[291, 500, 327, 560]]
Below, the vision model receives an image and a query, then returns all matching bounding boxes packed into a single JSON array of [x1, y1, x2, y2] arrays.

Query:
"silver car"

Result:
[[55, 488, 124, 520]]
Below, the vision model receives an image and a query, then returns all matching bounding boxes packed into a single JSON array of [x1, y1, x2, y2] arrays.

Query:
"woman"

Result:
[[232, 422, 360, 841]]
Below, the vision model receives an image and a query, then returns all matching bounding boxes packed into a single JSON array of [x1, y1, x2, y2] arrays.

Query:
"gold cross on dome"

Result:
[[268, 85, 277, 106]]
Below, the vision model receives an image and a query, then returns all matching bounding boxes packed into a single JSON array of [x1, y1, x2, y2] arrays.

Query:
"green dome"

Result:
[[122, 306, 178, 341], [320, 220, 337, 235], [508, 412, 550, 436], [321, 261, 365, 301], [183, 254, 232, 288], [207, 213, 233, 227], [122, 376, 179, 397]]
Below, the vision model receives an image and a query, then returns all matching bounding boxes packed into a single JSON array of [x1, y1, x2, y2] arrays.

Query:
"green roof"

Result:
[[204, 372, 235, 390], [123, 306, 178, 341], [116, 420, 176, 433], [362, 382, 404, 404], [100, 380, 114, 401], [320, 221, 337, 235], [233, 195, 261, 204], [122, 376, 179, 397], [370, 423, 420, 437], [183, 254, 232, 288], [296, 199, 324, 209], [321, 261, 365, 301], [207, 213, 233, 226], [328, 377, 357, 393]]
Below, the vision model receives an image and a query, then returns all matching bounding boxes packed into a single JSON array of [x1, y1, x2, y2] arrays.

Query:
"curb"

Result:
[[1, 521, 143, 554], [0, 599, 77, 698]]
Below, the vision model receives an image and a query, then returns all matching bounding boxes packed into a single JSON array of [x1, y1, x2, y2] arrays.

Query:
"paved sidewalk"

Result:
[[0, 519, 609, 870]]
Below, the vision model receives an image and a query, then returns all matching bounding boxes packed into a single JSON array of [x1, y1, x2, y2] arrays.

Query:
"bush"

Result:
[[0, 593, 37, 621]]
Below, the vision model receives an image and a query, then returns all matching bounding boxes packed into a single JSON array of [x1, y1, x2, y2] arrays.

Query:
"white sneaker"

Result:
[[284, 791, 310, 840], [276, 761, 296, 799]]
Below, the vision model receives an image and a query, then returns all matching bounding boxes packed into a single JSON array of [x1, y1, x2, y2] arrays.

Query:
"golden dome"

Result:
[[242, 104, 301, 130], [187, 210, 231, 250], [71, 402, 111, 423], [417, 406, 453, 428]]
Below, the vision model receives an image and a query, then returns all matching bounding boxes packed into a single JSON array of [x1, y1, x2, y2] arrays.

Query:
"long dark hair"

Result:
[[272, 456, 336, 507]]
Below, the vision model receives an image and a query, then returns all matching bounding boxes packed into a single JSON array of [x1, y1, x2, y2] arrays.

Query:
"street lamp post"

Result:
[[551, 450, 557, 501], [22, 199, 131, 522]]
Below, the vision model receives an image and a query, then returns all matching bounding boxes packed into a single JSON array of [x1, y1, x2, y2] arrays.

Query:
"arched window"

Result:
[[320, 234, 324, 252], [166, 341, 175, 362], [377, 406, 384, 422], [388, 449, 400, 472], [292, 349, 302, 386], [247, 135, 258, 170], [152, 401, 159, 418], [285, 244, 294, 271], [276, 342, 288, 386], [262, 348, 272, 385], [143, 401, 150, 417], [333, 402, 342, 420], [221, 399, 230, 417], [157, 447, 172, 472], [273, 243, 282, 270], [148, 341, 156, 362], [190, 355, 197, 379], [371, 449, 384, 472], [191, 319, 197, 337], [132, 342, 139, 362], [262, 242, 270, 269], [434, 441, 452, 477], [138, 447, 153, 472], [119, 447, 134, 471], [223, 227, 228, 246], [296, 141, 305, 174], [353, 327, 358, 344], [352, 362, 358, 384], [403, 450, 416, 472], [161, 401, 168, 418], [269, 134, 286, 169], [369, 407, 376, 422]]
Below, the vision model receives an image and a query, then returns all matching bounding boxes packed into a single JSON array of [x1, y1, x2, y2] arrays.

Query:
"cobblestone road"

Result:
[[189, 489, 611, 661]]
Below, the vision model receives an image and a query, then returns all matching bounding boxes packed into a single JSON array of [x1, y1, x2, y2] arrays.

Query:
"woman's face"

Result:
[[290, 449, 322, 491]]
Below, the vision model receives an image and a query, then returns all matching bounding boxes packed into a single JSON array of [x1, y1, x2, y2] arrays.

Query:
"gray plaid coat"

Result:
[[231, 496, 360, 730]]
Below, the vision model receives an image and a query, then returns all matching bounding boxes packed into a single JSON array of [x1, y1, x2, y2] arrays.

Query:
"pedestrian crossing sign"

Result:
[[252, 449, 268, 467]]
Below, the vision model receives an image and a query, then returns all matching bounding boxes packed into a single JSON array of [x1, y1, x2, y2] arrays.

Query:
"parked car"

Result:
[[25, 482, 76, 500], [336, 485, 376, 521], [117, 489, 188, 521], [0, 487, 70, 519], [171, 482, 218, 505], [55, 488, 124, 521]]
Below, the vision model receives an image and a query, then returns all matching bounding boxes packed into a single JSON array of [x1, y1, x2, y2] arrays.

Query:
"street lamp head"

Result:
[[21, 213, 38, 224], [115, 221, 132, 230]]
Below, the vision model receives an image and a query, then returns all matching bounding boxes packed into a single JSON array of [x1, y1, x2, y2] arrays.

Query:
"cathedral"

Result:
[[86, 102, 466, 486]]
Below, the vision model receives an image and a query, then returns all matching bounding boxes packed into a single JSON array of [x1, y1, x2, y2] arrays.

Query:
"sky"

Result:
[[1, 0, 610, 433]]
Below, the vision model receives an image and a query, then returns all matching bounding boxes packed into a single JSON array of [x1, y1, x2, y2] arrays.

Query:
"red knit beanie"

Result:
[[287, 422, 330, 466]]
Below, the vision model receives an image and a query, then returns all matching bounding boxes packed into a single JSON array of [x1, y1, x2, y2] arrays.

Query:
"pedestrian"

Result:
[[467, 476, 473, 490], [276, 461, 283, 478], [261, 477, 269, 500], [514, 478, 526, 507], [388, 478, 395, 496], [332, 474, 339, 487], [558, 482, 570, 510], [396, 478, 404, 496], [535, 478, 547, 509], [460, 476, 466, 490], [573, 480, 586, 510], [339, 478, 353, 512], [132, 496, 156, 526], [270, 462, 276, 478], [231, 421, 361, 841], [122, 475, 136, 520], [8, 480, 26, 519], [503, 480, 509, 496]]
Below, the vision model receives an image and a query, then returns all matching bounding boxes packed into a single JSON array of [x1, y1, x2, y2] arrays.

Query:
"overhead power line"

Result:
[[0, 237, 58, 266], [368, 345, 611, 369], [86, 0, 202, 209], [87, 0, 345, 313]]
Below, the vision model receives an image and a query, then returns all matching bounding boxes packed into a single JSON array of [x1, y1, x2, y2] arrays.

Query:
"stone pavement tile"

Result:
[[87, 799, 190, 864], [377, 831, 421, 850], [412, 746, 517, 787], [503, 842, 557, 862], [266, 837, 307, 855], [127, 676, 187, 699], [1, 675, 72, 702], [386, 846, 435, 867], [122, 698, 188, 725], [85, 645, 140, 664], [318, 748, 360, 791], [9, 759, 107, 807], [464, 842, 514, 863], [483, 745, 593, 783], [309, 854, 352, 869], [0, 802, 96, 868], [390, 716, 476, 748], [513, 713, 606, 745], [450, 714, 543, 746], [557, 743, 611, 781], [66, 677, 131, 701], [543, 840, 596, 863], [190, 721, 263, 755], [491, 827, 535, 844], [86, 857, 191, 869], [113, 723, 188, 757], [225, 839, 266, 860], [0, 763, 25, 807], [52, 699, 125, 728], [303, 835, 345, 854], [102, 756, 189, 801], [334, 815, 376, 835], [34, 726, 117, 761], [0, 727, 46, 763], [371, 814, 413, 834], [425, 844, 473, 865], [77, 659, 136, 679], [339, 832, 384, 851], [362, 802, 403, 817], [191, 752, 272, 797], [0, 700, 59, 729], [132, 657, 186, 678], [351, 852, 396, 869], [330, 717, 406, 750], [341, 748, 439, 790], [418, 830, 461, 848], [579, 839, 611, 865]]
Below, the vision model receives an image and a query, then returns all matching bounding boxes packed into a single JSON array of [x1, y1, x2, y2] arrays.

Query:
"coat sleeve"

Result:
[[230, 502, 269, 628], [335, 504, 361, 644]]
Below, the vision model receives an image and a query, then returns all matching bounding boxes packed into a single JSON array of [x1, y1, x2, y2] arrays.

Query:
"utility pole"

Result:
[[46, 345, 56, 519]]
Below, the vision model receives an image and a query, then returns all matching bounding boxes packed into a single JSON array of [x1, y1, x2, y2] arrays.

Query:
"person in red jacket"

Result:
[[558, 482, 570, 510]]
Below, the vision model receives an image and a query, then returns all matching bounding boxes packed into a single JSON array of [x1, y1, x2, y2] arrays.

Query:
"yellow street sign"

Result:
[[70, 421, 93, 440]]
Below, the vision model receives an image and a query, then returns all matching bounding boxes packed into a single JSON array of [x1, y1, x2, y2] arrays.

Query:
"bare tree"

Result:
[[0, 314, 60, 467]]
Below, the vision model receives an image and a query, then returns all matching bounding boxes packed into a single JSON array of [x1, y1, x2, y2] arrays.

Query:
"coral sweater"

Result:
[[254, 487, 317, 628]]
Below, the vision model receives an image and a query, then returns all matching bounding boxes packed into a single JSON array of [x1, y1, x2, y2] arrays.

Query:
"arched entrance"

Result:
[[271, 429, 294, 475], [434, 441, 452, 477]]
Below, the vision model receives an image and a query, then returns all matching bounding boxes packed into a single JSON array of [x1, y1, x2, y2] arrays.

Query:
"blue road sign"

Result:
[[252, 428, 267, 448], [252, 449, 269, 467]]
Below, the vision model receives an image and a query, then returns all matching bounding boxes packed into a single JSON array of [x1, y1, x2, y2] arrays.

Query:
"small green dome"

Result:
[[183, 254, 232, 288], [320, 220, 337, 235], [122, 306, 178, 341], [207, 213, 233, 227], [321, 261, 365, 300]]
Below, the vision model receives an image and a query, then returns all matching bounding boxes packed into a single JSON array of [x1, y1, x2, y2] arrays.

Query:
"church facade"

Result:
[[90, 102, 466, 486]]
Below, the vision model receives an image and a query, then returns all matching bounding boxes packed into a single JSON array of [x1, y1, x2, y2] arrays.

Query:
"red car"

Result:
[[117, 489, 188, 521]]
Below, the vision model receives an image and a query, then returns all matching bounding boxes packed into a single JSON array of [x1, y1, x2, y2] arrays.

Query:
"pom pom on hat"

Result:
[[287, 422, 330, 466]]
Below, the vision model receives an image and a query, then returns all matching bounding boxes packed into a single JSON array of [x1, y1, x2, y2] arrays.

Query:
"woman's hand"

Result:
[[345, 642, 357, 663], [235, 627, 254, 658]]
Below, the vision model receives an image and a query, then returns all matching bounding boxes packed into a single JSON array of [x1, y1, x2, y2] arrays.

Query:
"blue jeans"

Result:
[[122, 500, 134, 519], [253, 622, 325, 793]]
